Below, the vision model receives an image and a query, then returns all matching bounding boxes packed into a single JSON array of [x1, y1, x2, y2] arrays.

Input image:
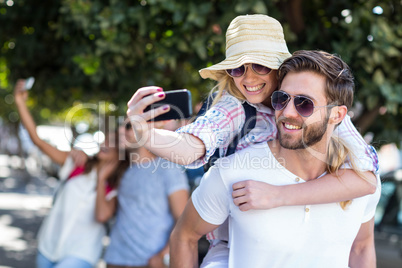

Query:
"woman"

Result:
[[14, 79, 129, 268]]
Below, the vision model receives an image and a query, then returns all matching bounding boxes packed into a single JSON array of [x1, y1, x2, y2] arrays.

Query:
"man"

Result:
[[170, 50, 380, 268]]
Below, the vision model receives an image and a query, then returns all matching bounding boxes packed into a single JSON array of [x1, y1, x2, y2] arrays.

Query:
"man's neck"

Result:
[[268, 140, 328, 181]]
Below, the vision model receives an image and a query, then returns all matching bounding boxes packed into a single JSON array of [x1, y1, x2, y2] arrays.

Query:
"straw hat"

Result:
[[199, 14, 292, 81]]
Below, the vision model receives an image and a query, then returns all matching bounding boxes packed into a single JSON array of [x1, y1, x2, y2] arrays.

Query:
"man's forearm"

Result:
[[169, 237, 199, 268], [349, 242, 376, 268], [170, 199, 218, 267], [349, 218, 376, 268]]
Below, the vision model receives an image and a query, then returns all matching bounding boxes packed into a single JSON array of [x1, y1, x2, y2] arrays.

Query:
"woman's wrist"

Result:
[[97, 178, 107, 188], [14, 97, 25, 106], [274, 185, 290, 207]]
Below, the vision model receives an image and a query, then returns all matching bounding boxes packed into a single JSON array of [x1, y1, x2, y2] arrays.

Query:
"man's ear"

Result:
[[329, 105, 347, 125]]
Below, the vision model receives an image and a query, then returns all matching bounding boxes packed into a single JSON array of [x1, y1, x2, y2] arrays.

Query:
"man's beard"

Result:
[[277, 116, 329, 150]]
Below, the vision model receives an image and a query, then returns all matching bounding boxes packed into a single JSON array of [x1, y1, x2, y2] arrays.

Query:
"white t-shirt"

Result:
[[38, 157, 115, 265], [192, 142, 381, 268]]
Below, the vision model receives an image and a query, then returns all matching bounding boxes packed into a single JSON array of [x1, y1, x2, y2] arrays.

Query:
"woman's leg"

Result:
[[54, 256, 92, 268], [36, 251, 55, 268]]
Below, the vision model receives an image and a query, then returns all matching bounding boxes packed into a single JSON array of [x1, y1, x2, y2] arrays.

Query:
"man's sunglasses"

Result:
[[271, 90, 335, 117], [226, 63, 272, 78]]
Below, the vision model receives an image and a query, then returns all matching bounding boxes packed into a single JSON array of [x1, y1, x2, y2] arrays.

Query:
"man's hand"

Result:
[[232, 180, 283, 211]]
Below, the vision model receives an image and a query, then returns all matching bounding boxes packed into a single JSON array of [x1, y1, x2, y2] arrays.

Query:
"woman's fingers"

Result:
[[14, 79, 26, 93], [127, 86, 163, 108], [127, 105, 171, 131], [14, 79, 29, 102], [134, 91, 166, 113], [127, 97, 171, 122], [125, 86, 172, 146], [140, 104, 171, 122]]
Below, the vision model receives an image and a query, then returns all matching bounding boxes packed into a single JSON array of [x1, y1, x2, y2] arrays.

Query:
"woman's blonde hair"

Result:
[[326, 135, 373, 210], [209, 71, 246, 107]]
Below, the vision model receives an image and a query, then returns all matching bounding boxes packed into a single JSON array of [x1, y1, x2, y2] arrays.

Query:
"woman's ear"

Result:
[[329, 105, 348, 125]]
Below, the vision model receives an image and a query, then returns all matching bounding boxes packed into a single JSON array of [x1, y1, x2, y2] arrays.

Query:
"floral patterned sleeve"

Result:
[[336, 115, 379, 174], [176, 93, 245, 169]]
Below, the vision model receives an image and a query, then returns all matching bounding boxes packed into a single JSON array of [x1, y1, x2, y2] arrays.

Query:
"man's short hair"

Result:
[[277, 50, 354, 109]]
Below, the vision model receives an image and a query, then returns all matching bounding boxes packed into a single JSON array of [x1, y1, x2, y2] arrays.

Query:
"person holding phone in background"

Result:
[[13, 79, 130, 268], [126, 14, 378, 267]]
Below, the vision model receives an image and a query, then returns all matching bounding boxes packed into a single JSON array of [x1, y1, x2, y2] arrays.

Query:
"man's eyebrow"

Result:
[[281, 89, 318, 103], [299, 93, 317, 102]]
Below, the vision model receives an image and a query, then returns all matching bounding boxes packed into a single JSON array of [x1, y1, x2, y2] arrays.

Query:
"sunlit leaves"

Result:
[[0, 0, 400, 144], [73, 54, 100, 75], [0, 57, 9, 89]]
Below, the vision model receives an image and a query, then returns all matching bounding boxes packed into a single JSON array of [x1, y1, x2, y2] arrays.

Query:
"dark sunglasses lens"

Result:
[[226, 65, 245, 77], [125, 122, 131, 130], [271, 91, 290, 110], [252, 64, 272, 75], [294, 96, 314, 117]]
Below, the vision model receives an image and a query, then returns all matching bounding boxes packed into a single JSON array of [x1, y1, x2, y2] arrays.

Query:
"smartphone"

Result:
[[24, 77, 35, 90], [144, 89, 192, 121]]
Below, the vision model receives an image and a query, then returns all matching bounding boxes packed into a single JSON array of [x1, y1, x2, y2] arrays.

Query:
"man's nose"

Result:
[[281, 98, 299, 118]]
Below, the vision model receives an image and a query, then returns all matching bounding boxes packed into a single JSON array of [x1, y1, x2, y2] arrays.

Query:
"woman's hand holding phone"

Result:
[[127, 86, 205, 165], [143, 89, 192, 122], [126, 86, 192, 145], [126, 86, 170, 145], [14, 79, 29, 105]]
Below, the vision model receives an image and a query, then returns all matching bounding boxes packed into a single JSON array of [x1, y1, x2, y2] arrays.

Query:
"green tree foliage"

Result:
[[0, 0, 401, 146]]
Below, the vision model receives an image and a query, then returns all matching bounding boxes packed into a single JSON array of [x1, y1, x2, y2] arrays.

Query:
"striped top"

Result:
[[177, 92, 277, 169]]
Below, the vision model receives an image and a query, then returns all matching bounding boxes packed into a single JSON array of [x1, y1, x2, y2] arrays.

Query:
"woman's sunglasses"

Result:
[[271, 90, 335, 117], [226, 63, 272, 78]]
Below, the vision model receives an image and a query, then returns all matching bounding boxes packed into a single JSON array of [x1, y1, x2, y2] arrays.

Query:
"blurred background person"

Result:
[[100, 118, 189, 268], [14, 78, 129, 268]]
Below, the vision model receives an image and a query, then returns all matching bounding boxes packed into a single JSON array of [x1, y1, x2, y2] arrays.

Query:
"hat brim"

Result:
[[199, 52, 292, 81]]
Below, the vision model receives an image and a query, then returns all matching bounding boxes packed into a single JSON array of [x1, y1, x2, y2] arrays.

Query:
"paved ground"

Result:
[[0, 154, 108, 268], [0, 164, 54, 268], [0, 154, 401, 267]]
